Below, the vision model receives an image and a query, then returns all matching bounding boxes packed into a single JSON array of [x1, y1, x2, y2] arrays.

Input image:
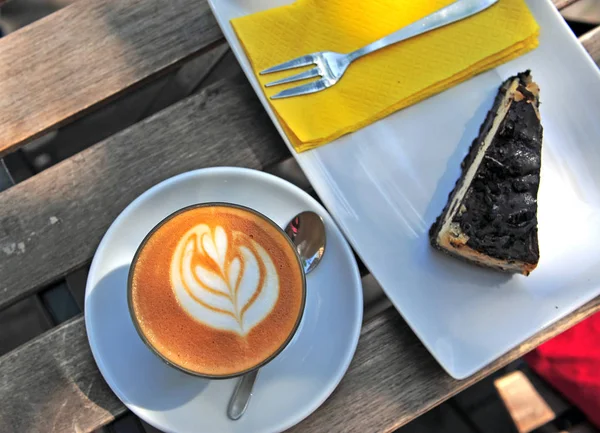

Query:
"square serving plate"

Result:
[[209, 0, 600, 379]]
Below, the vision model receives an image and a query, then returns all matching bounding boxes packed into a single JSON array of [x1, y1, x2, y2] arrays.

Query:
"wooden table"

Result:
[[0, 1, 599, 432]]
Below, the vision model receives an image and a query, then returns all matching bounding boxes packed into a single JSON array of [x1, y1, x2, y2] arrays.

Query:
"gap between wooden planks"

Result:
[[0, 296, 598, 433]]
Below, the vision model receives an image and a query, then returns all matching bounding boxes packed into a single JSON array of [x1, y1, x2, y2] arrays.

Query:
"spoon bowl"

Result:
[[285, 211, 326, 275]]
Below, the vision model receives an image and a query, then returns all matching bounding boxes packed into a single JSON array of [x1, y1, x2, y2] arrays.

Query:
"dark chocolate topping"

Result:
[[430, 70, 543, 267]]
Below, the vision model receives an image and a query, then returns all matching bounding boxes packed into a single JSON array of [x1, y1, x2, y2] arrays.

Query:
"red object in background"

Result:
[[524, 311, 600, 429]]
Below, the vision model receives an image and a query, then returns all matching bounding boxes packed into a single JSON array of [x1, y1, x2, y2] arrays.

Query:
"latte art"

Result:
[[171, 224, 279, 336], [130, 204, 305, 377]]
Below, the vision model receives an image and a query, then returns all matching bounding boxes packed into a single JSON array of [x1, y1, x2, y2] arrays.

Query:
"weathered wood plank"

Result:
[[0, 316, 122, 433], [0, 80, 289, 310], [19, 42, 231, 175], [580, 26, 600, 65], [288, 296, 600, 433], [0, 0, 575, 157], [1, 295, 598, 433], [3, 3, 595, 309], [139, 42, 231, 119], [0, 3, 596, 432], [552, 0, 581, 9], [0, 0, 223, 156]]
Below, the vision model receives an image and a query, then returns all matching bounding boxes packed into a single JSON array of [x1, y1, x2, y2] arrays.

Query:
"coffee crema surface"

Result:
[[130, 205, 305, 376]]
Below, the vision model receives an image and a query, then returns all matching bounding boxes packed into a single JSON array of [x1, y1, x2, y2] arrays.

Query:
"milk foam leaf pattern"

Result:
[[229, 257, 242, 293], [181, 237, 234, 314], [236, 246, 260, 318], [202, 225, 227, 270], [171, 224, 280, 336]]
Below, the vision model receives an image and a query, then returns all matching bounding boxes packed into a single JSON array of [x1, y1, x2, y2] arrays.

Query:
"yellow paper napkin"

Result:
[[231, 0, 539, 153]]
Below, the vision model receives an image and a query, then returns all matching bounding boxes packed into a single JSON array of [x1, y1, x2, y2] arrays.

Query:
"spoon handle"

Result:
[[227, 211, 325, 421], [227, 370, 259, 420]]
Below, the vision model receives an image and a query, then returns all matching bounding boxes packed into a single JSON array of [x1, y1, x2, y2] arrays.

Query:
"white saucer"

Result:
[[84, 167, 363, 433]]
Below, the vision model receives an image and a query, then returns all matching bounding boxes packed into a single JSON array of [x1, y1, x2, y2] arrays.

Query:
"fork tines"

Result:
[[260, 54, 327, 99]]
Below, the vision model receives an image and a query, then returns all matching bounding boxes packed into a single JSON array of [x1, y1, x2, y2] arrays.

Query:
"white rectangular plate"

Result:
[[209, 0, 600, 379]]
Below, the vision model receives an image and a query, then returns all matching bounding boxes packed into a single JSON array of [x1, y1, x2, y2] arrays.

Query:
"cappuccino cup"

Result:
[[128, 203, 306, 378]]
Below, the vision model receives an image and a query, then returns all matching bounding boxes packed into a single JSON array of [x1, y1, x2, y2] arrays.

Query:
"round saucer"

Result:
[[85, 167, 363, 433]]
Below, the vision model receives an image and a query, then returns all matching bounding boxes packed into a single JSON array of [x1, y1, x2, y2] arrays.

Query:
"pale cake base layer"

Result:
[[437, 222, 536, 274]]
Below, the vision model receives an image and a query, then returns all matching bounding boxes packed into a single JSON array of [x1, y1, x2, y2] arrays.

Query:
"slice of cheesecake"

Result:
[[429, 71, 543, 276]]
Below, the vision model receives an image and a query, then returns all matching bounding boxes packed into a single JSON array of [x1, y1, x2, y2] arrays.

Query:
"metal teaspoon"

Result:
[[227, 211, 326, 420]]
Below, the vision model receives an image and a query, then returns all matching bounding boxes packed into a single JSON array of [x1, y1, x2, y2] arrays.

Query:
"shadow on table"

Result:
[[86, 265, 208, 411]]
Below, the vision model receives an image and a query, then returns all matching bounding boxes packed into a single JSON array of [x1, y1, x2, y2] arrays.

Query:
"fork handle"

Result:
[[348, 0, 498, 62]]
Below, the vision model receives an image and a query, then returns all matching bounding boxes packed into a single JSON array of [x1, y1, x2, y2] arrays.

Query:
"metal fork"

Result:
[[261, 0, 498, 99]]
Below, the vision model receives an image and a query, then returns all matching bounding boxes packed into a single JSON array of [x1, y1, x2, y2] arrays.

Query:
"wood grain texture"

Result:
[[288, 296, 600, 433], [0, 0, 223, 156], [20, 42, 232, 175], [139, 42, 231, 119], [1, 296, 598, 433], [0, 316, 122, 433], [0, 80, 288, 310], [580, 26, 600, 65], [552, 0, 581, 9], [0, 0, 578, 156], [0, 1, 597, 431]]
